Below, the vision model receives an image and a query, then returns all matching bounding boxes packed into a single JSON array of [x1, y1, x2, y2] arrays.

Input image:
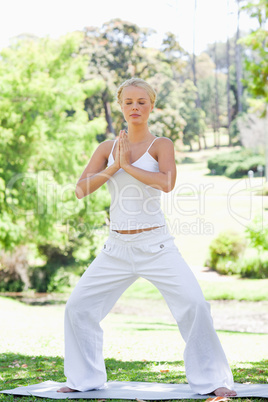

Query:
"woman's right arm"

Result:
[[75, 140, 119, 199]]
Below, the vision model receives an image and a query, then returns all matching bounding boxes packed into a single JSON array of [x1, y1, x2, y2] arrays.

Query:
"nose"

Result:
[[132, 102, 138, 110]]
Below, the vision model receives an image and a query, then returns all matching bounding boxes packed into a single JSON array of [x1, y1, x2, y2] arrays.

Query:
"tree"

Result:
[[227, 0, 232, 145], [179, 80, 206, 151], [240, 0, 268, 109], [81, 19, 157, 137], [235, 0, 244, 114], [0, 33, 108, 264], [214, 42, 221, 148], [239, 0, 268, 180]]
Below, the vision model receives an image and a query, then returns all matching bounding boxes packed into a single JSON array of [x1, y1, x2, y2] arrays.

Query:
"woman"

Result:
[[58, 78, 236, 397]]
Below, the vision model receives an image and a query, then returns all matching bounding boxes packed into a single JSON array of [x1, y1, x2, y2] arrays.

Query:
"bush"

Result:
[[255, 183, 268, 196], [0, 246, 30, 291], [206, 230, 246, 275], [245, 216, 268, 251], [237, 249, 268, 279], [225, 155, 266, 178], [207, 149, 265, 178], [29, 262, 83, 293], [47, 267, 79, 293]]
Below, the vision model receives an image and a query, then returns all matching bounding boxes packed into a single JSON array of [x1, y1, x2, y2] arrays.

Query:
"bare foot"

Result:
[[57, 386, 77, 393], [213, 387, 237, 397]]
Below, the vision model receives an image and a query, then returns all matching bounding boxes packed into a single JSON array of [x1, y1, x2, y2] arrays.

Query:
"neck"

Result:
[[127, 124, 151, 143]]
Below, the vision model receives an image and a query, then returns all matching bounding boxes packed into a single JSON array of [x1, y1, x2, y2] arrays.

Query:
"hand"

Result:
[[119, 130, 131, 169]]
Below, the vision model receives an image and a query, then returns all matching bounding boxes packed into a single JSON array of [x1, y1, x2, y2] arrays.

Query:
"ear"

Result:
[[151, 103, 154, 112]]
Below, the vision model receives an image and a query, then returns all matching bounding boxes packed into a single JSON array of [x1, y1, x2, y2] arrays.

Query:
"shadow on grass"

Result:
[[180, 156, 196, 164], [0, 353, 186, 390], [0, 293, 68, 306], [124, 321, 178, 331], [217, 329, 268, 336]]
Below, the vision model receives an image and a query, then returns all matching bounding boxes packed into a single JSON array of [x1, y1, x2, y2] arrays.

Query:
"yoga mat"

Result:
[[1, 381, 268, 399]]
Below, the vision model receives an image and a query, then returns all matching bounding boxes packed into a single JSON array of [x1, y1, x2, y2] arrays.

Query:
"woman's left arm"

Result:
[[121, 135, 177, 193]]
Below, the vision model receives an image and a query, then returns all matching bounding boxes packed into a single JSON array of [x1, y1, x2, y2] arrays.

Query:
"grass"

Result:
[[122, 277, 268, 302], [1, 353, 267, 402], [0, 296, 268, 402]]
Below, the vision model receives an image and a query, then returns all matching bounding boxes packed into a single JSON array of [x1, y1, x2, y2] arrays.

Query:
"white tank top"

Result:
[[106, 137, 166, 231]]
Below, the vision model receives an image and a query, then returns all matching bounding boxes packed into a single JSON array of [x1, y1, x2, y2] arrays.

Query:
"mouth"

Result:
[[130, 114, 141, 117]]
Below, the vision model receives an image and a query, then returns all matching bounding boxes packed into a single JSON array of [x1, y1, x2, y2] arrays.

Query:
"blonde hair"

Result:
[[117, 78, 157, 105]]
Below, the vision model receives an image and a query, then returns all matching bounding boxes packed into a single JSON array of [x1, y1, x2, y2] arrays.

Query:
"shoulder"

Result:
[[155, 137, 174, 146], [154, 137, 174, 152], [94, 139, 116, 158]]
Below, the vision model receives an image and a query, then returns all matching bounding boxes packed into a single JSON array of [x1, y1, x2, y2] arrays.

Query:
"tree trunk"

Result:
[[265, 105, 268, 182], [235, 0, 243, 114], [102, 89, 115, 136], [192, 0, 202, 150], [189, 141, 193, 152], [214, 42, 220, 149], [226, 0, 232, 146], [202, 134, 207, 149]]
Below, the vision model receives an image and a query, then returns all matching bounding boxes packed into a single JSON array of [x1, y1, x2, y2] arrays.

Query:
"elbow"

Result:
[[162, 182, 175, 193], [75, 185, 85, 199]]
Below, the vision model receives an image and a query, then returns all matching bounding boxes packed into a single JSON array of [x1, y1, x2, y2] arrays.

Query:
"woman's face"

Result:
[[120, 85, 154, 125]]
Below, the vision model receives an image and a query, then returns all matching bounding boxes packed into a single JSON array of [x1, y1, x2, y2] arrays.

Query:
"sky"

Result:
[[0, 0, 259, 55]]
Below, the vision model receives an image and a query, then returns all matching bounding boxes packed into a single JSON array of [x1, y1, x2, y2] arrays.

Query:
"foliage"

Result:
[[149, 108, 185, 143], [237, 112, 266, 151], [237, 249, 268, 279], [206, 230, 246, 275], [81, 19, 162, 135], [240, 0, 268, 114], [255, 182, 268, 196], [245, 216, 268, 252], [0, 33, 109, 290], [198, 74, 229, 128], [207, 148, 265, 177], [0, 246, 30, 291], [178, 80, 206, 147], [225, 154, 265, 178], [81, 20, 197, 144], [206, 216, 268, 278]]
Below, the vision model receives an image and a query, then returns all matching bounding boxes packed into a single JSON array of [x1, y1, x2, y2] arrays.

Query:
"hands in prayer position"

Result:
[[114, 130, 131, 170]]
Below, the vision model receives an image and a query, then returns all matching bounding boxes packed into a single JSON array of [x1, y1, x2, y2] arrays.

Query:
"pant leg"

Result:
[[64, 240, 137, 391], [134, 233, 234, 395]]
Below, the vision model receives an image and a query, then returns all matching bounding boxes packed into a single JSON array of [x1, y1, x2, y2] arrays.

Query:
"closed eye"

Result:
[[126, 102, 145, 105]]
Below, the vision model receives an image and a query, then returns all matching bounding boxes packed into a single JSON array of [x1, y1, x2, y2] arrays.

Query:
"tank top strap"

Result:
[[109, 139, 117, 157], [146, 137, 159, 153]]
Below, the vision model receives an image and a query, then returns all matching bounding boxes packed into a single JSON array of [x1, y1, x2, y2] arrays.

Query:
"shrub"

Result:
[[207, 230, 246, 275], [225, 155, 266, 178], [245, 216, 268, 251], [47, 267, 79, 293], [237, 249, 268, 279], [207, 149, 265, 178], [0, 246, 30, 291], [255, 183, 268, 196]]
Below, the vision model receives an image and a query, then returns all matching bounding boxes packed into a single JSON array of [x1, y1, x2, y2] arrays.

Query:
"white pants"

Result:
[[64, 226, 234, 394]]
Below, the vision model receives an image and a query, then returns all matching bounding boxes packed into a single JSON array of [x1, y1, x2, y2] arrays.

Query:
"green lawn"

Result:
[[0, 296, 267, 402], [122, 277, 268, 301]]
